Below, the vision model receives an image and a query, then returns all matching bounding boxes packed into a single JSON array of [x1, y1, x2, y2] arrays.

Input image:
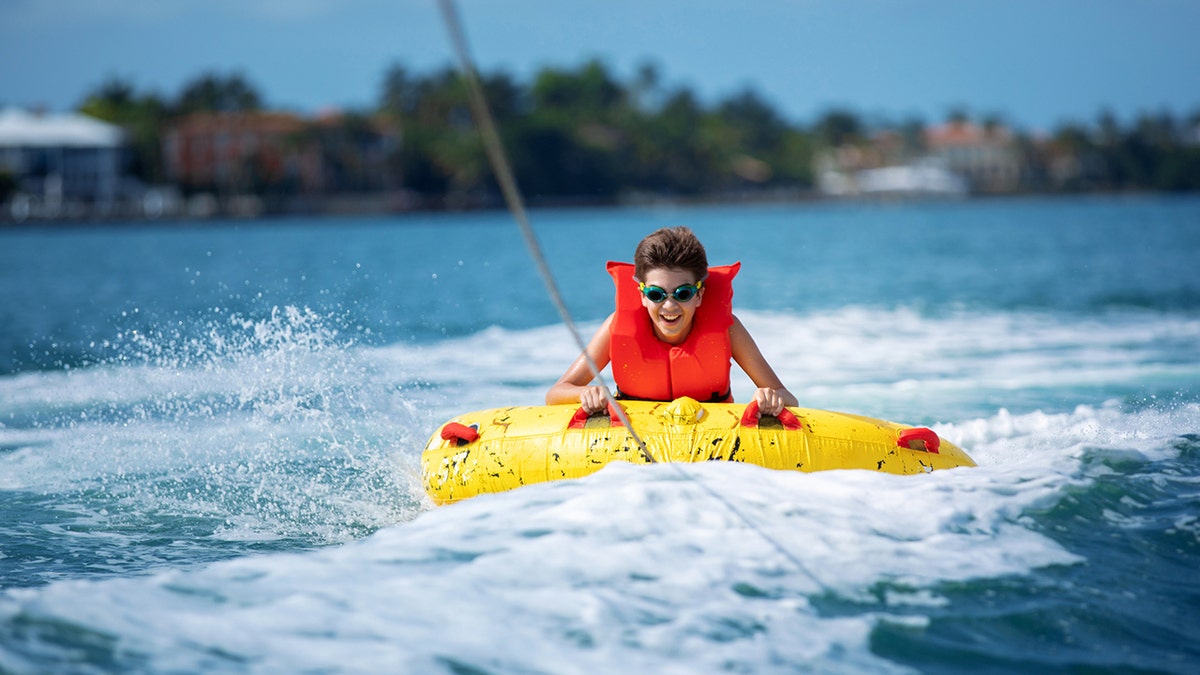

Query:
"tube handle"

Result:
[[897, 427, 941, 454], [740, 400, 803, 431], [568, 401, 626, 429], [440, 422, 479, 445]]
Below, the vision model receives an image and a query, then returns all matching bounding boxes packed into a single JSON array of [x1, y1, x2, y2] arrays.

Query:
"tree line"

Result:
[[73, 61, 1200, 204]]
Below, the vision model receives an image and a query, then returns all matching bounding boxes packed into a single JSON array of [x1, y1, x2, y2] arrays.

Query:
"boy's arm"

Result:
[[729, 315, 798, 415], [545, 314, 615, 412]]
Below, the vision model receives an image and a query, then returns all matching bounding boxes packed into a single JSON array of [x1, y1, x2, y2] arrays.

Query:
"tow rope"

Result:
[[435, 0, 820, 585], [435, 0, 654, 464]]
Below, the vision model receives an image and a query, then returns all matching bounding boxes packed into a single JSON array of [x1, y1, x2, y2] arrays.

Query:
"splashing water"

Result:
[[2, 198, 1199, 672]]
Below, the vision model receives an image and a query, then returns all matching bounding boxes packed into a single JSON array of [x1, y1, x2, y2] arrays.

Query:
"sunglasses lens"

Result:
[[643, 287, 667, 303]]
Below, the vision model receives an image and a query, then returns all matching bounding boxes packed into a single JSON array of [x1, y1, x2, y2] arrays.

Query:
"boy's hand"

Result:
[[753, 387, 786, 417], [580, 385, 611, 414]]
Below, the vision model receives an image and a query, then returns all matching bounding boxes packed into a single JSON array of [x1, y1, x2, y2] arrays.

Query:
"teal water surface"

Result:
[[1, 195, 1198, 673]]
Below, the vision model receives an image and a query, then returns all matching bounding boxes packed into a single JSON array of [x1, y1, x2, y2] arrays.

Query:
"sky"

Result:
[[2, 0, 1199, 133]]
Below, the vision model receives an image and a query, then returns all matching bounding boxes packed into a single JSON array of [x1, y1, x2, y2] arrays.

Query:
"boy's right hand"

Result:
[[580, 385, 612, 414]]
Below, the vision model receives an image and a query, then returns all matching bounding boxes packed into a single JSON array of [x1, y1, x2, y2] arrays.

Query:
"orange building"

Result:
[[163, 112, 310, 193]]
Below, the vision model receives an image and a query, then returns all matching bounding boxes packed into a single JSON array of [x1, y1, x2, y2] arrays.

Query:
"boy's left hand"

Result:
[[752, 387, 787, 417]]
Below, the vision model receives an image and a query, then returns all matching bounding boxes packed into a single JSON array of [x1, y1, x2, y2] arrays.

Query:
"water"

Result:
[[1, 195, 1198, 673]]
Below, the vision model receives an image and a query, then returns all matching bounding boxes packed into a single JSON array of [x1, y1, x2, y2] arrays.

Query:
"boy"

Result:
[[546, 226, 797, 416]]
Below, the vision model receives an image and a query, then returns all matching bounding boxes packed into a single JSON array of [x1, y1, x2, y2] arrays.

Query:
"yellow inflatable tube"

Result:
[[422, 397, 976, 504]]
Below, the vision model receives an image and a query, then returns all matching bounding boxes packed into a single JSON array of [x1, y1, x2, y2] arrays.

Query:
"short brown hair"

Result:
[[633, 226, 708, 281]]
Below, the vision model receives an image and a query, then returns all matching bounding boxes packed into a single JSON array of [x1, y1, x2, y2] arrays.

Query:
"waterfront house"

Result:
[[0, 107, 128, 217], [924, 120, 1024, 193], [162, 111, 307, 195]]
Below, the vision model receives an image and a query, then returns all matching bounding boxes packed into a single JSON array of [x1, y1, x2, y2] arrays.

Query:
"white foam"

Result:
[[364, 305, 1200, 425], [732, 307, 1200, 421], [0, 456, 1090, 673], [0, 306, 432, 545], [3, 303, 1198, 671]]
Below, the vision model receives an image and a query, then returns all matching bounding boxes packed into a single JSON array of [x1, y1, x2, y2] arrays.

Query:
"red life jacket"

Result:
[[606, 261, 740, 402]]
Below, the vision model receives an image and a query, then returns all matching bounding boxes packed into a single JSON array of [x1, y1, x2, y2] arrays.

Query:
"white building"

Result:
[[855, 162, 968, 197], [924, 121, 1023, 193], [0, 107, 128, 216]]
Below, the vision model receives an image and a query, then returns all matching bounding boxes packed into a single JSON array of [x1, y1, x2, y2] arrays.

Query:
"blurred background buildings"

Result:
[[3, 65, 1199, 223]]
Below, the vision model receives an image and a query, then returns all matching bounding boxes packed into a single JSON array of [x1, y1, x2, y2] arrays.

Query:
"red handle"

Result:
[[568, 406, 591, 429], [740, 400, 803, 431], [897, 427, 940, 454], [568, 401, 625, 429], [441, 422, 479, 445]]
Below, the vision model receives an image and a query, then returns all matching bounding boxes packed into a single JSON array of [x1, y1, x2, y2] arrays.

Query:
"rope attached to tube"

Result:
[[434, 0, 822, 586], [435, 0, 655, 464]]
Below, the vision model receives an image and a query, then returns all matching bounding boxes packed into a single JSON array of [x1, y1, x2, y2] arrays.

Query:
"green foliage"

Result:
[[1085, 111, 1200, 192], [532, 60, 622, 114], [175, 71, 262, 115], [77, 72, 268, 185], [370, 59, 828, 202], [379, 66, 486, 196], [0, 170, 16, 202], [77, 77, 170, 183], [814, 109, 863, 148], [73, 62, 1200, 203]]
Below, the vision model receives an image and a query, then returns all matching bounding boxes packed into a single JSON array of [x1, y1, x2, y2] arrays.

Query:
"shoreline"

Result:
[[2, 187, 1192, 228]]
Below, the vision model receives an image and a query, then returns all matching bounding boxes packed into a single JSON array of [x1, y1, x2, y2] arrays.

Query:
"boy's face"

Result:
[[639, 267, 704, 344]]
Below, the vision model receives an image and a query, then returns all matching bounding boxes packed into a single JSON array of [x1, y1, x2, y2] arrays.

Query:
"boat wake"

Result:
[[2, 303, 1198, 672]]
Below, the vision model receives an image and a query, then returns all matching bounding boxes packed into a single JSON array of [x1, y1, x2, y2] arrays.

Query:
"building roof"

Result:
[[167, 111, 305, 136], [925, 120, 1013, 147], [0, 107, 125, 148]]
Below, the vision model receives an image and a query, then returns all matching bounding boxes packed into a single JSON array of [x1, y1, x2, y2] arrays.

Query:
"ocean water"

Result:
[[1, 195, 1198, 673]]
